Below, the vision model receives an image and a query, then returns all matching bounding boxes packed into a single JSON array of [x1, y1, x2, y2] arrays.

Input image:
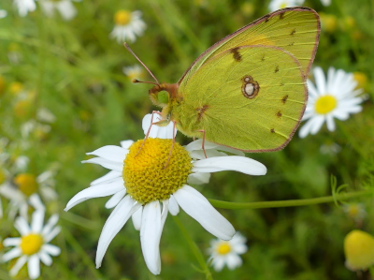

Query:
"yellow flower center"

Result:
[[114, 10, 132, 26], [315, 95, 338, 114], [14, 173, 39, 197], [217, 242, 232, 255], [123, 138, 193, 204], [21, 233, 44, 255], [10, 82, 24, 95]]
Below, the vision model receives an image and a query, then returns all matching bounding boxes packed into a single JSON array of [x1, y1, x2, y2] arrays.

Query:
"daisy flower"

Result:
[[0, 171, 57, 219], [39, 0, 79, 21], [0, 9, 7, 18], [14, 0, 37, 17], [268, 0, 304, 11], [110, 10, 146, 43], [208, 232, 247, 271], [1, 210, 61, 279], [299, 67, 364, 138], [343, 203, 367, 223], [344, 230, 374, 271], [123, 64, 145, 81], [65, 113, 266, 275]]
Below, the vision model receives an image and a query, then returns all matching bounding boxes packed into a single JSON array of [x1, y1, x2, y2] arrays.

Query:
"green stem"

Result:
[[173, 216, 213, 280], [209, 190, 372, 209]]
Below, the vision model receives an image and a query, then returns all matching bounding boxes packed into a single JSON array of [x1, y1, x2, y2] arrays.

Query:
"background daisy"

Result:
[[2, 210, 61, 279], [208, 232, 248, 271], [299, 67, 364, 138]]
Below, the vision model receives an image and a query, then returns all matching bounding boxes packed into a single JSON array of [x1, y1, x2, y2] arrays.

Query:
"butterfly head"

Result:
[[149, 83, 179, 108]]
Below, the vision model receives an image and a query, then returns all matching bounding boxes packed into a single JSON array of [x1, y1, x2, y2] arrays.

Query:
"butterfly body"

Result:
[[149, 7, 320, 152]]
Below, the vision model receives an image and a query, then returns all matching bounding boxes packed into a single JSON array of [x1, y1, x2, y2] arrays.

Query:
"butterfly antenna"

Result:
[[124, 42, 160, 85]]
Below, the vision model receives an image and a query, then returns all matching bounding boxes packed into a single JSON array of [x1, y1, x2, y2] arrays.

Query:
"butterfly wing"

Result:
[[172, 45, 306, 152], [179, 7, 320, 85]]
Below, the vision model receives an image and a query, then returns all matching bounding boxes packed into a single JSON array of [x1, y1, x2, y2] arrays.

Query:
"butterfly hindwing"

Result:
[[173, 45, 306, 152]]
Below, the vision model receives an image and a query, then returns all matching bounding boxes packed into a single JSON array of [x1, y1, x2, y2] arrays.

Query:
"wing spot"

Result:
[[279, 12, 285, 19], [264, 15, 271, 22], [290, 29, 296, 35], [261, 55, 266, 61], [230, 48, 242, 62], [280, 83, 285, 86], [282, 95, 289, 104], [275, 65, 279, 73], [288, 42, 295, 46], [270, 128, 275, 133], [277, 111, 282, 118], [197, 105, 209, 121], [242, 75, 260, 99]]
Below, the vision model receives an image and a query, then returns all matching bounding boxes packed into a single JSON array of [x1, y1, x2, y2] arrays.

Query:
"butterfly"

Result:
[[130, 7, 320, 152]]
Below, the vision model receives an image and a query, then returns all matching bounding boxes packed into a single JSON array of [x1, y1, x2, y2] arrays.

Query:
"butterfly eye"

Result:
[[157, 90, 170, 105]]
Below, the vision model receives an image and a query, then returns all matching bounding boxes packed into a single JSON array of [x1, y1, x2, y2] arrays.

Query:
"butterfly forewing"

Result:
[[180, 7, 320, 85], [173, 45, 306, 152]]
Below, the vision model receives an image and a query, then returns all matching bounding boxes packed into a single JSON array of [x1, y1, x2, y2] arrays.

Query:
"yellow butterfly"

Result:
[[131, 7, 320, 152]]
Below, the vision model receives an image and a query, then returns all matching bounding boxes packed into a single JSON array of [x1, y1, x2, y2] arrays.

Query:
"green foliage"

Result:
[[0, 0, 373, 279]]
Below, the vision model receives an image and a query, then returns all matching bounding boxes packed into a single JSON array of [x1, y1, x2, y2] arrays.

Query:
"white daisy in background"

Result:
[[123, 64, 145, 81], [14, 0, 37, 17], [299, 67, 364, 138], [208, 232, 248, 271], [0, 9, 7, 18], [320, 0, 331, 6], [1, 210, 61, 279], [110, 10, 146, 43], [343, 203, 367, 223], [39, 0, 79, 21], [65, 113, 266, 275], [268, 0, 304, 11], [0, 171, 57, 219]]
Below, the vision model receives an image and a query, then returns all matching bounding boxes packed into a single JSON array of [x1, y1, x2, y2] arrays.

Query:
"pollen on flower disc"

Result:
[[123, 138, 193, 204]]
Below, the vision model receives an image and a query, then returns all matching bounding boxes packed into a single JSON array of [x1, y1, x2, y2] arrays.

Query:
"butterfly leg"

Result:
[[164, 120, 178, 169], [198, 129, 208, 158], [136, 110, 164, 157]]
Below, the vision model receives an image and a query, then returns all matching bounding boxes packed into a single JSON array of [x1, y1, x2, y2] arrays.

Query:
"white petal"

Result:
[[44, 226, 61, 243], [2, 247, 22, 262], [310, 115, 325, 135], [87, 145, 128, 163], [42, 214, 59, 236], [65, 179, 124, 211], [39, 251, 53, 266], [29, 194, 46, 212], [142, 113, 175, 139], [132, 207, 142, 230], [31, 210, 45, 233], [28, 255, 41, 279], [193, 156, 266, 176], [326, 115, 336, 131], [314, 67, 326, 95], [227, 253, 242, 269], [188, 172, 211, 185], [15, 216, 31, 235], [120, 140, 134, 149], [96, 196, 140, 268], [42, 244, 61, 256], [174, 185, 235, 240], [105, 189, 126, 209], [140, 201, 164, 275], [168, 195, 180, 216], [91, 170, 121, 185], [10, 255, 28, 276], [82, 157, 123, 172]]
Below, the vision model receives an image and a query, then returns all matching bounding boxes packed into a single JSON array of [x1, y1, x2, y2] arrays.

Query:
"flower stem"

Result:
[[209, 190, 372, 209], [173, 216, 213, 280]]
